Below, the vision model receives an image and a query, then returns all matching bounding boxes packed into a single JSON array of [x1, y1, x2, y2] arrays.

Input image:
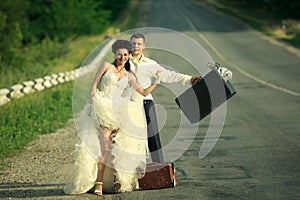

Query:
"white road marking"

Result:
[[184, 16, 300, 97]]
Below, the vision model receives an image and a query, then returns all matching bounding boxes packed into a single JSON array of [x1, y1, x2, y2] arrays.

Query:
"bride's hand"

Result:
[[154, 70, 162, 84]]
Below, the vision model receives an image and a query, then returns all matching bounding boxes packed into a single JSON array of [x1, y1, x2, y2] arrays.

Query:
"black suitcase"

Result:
[[175, 69, 236, 123]]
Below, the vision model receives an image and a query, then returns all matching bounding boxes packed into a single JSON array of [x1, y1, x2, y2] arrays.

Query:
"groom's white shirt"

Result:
[[129, 54, 192, 100]]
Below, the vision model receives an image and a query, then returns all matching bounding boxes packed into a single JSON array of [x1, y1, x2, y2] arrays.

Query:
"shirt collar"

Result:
[[130, 54, 147, 63]]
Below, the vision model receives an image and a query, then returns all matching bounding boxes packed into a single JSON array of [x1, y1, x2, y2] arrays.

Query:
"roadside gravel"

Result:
[[0, 121, 115, 200], [0, 119, 183, 200]]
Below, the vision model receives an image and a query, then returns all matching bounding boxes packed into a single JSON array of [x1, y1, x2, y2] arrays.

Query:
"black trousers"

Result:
[[143, 100, 164, 163]]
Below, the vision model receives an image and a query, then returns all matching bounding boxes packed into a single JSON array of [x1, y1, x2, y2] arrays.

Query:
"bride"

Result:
[[64, 39, 161, 195]]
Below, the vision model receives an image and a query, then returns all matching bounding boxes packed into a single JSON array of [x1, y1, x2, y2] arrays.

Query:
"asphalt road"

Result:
[[130, 0, 300, 199]]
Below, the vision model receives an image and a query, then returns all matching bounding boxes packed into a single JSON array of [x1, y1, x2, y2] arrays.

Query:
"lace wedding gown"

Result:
[[64, 66, 148, 194]]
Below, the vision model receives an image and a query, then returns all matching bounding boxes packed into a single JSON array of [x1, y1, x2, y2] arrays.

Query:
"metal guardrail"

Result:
[[0, 38, 114, 106], [0, 68, 89, 106]]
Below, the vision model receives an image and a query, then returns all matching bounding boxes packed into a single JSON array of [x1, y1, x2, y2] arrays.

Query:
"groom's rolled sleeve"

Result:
[[160, 69, 192, 85]]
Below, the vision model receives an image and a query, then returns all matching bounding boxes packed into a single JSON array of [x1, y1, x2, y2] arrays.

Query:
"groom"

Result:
[[129, 33, 200, 163]]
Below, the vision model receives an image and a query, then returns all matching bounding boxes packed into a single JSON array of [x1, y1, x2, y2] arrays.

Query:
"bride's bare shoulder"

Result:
[[98, 62, 113, 73]]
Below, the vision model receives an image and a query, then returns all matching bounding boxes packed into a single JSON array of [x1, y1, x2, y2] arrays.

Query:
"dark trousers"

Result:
[[143, 100, 164, 163]]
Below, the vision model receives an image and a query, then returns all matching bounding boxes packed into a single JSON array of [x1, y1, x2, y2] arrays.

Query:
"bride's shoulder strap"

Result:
[[102, 62, 114, 73]]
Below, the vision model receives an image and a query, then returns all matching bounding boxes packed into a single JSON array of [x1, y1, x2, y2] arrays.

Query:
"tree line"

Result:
[[0, 0, 130, 65], [223, 0, 300, 19]]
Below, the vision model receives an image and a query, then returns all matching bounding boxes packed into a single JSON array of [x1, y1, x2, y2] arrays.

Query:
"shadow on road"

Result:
[[0, 182, 66, 198]]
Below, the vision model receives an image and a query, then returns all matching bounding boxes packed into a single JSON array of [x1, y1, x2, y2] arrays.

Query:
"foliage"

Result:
[[0, 0, 140, 164], [0, 32, 110, 164], [218, 0, 300, 20], [0, 0, 133, 88], [102, 0, 130, 21], [0, 37, 70, 88], [264, 0, 300, 19], [26, 0, 110, 42], [0, 0, 129, 66]]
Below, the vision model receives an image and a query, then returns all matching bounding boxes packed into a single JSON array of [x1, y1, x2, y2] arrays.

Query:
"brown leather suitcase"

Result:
[[138, 162, 177, 190], [175, 69, 236, 123]]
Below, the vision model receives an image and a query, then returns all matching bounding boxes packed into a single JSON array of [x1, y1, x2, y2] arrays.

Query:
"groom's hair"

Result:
[[130, 33, 145, 42]]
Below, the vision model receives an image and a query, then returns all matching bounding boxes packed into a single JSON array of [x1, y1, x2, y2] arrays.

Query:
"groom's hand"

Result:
[[191, 75, 201, 84]]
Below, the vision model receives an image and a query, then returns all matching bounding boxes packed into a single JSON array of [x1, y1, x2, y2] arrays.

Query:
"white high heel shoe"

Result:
[[94, 181, 103, 196]]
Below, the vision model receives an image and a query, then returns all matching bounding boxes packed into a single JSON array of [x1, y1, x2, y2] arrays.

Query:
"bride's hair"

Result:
[[112, 39, 131, 54], [113, 60, 131, 71], [112, 39, 132, 71]]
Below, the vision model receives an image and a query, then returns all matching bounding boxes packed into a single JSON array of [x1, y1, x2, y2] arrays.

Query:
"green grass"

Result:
[[0, 0, 142, 167], [0, 82, 73, 161], [0, 34, 110, 168], [0, 34, 107, 166], [0, 35, 104, 89]]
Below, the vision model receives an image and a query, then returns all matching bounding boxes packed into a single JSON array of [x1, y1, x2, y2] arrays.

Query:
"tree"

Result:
[[0, 0, 29, 63], [27, 0, 111, 41]]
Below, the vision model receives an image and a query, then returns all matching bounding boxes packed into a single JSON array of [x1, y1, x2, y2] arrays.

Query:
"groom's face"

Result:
[[130, 37, 145, 56]]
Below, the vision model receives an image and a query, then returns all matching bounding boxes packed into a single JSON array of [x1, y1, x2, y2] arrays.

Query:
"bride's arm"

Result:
[[89, 62, 110, 103], [128, 70, 161, 97]]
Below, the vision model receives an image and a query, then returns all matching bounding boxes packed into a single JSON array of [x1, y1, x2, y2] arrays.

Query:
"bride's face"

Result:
[[115, 48, 129, 66]]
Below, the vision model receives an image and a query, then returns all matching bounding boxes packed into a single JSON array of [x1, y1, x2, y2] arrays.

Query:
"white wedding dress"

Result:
[[64, 66, 148, 194]]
